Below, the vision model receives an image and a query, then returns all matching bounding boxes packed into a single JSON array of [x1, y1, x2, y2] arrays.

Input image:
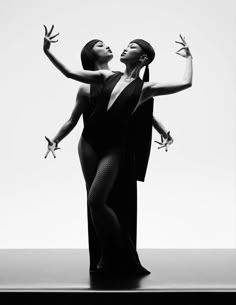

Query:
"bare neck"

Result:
[[122, 63, 142, 80], [94, 62, 111, 71]]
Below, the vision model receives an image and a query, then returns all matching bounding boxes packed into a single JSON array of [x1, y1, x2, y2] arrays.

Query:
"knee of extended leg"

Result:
[[87, 196, 104, 212]]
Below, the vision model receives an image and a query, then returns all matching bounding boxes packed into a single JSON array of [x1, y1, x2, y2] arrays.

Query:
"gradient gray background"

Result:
[[0, 0, 235, 248]]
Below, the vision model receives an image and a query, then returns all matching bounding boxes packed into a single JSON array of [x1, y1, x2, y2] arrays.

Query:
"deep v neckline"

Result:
[[106, 73, 138, 112]]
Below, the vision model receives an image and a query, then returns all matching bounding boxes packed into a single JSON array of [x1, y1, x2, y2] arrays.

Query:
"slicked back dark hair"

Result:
[[80, 39, 101, 70], [130, 39, 155, 81]]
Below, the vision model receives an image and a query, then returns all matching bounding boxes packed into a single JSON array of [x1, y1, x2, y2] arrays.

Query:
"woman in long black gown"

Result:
[[43, 26, 192, 274], [79, 40, 174, 273]]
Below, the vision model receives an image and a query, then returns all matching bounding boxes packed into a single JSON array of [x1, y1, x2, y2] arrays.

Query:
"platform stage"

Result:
[[0, 249, 235, 302]]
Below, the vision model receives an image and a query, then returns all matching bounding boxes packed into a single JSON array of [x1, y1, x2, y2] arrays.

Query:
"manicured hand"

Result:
[[44, 136, 61, 158], [43, 24, 59, 51], [154, 131, 174, 152], [175, 34, 192, 58]]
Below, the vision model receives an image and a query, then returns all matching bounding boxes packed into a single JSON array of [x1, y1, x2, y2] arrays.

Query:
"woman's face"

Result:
[[92, 41, 113, 61], [120, 43, 143, 64]]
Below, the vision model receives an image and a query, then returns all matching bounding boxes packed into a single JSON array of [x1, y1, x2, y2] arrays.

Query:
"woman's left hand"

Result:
[[154, 131, 174, 152], [175, 34, 192, 58]]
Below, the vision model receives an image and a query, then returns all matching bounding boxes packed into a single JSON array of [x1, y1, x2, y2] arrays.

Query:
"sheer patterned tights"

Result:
[[78, 136, 123, 252]]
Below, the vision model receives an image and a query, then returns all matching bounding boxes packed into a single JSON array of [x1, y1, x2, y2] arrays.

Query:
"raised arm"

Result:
[[43, 25, 110, 84], [142, 34, 193, 102], [44, 85, 88, 158]]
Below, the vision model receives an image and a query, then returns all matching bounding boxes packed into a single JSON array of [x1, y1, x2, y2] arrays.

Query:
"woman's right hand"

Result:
[[44, 136, 61, 158], [43, 25, 59, 52]]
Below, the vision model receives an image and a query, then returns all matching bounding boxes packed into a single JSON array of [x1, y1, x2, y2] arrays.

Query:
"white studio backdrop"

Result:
[[0, 0, 235, 248]]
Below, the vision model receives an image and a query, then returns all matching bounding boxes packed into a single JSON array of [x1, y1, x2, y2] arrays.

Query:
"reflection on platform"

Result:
[[0, 249, 235, 292]]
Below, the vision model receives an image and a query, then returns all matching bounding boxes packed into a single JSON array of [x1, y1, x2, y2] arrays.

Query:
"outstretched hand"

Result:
[[43, 24, 59, 51], [175, 34, 192, 58], [154, 131, 174, 152], [44, 136, 61, 159]]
